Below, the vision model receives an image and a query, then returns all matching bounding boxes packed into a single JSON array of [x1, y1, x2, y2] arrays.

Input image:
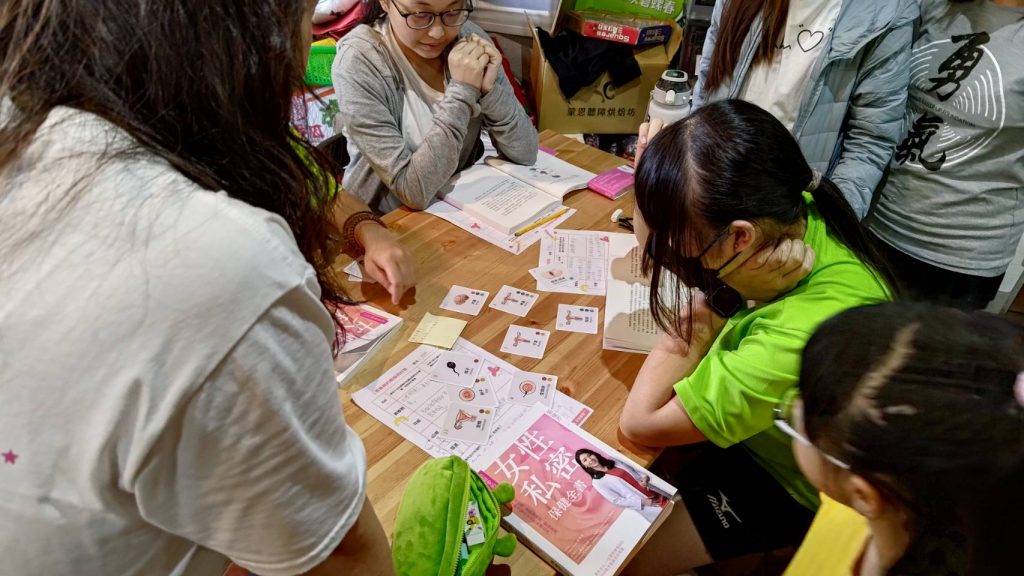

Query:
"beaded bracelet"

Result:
[[342, 211, 386, 255]]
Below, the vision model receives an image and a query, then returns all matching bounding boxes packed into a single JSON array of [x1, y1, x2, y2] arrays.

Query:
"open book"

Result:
[[477, 404, 677, 576], [603, 234, 664, 354], [437, 151, 595, 235]]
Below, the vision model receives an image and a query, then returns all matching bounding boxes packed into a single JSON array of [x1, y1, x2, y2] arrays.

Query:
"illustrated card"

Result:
[[530, 264, 576, 290], [489, 285, 539, 317], [440, 285, 490, 316], [446, 377, 497, 408], [500, 325, 551, 359], [429, 351, 482, 387], [439, 402, 495, 445], [506, 371, 557, 407], [555, 304, 600, 334]]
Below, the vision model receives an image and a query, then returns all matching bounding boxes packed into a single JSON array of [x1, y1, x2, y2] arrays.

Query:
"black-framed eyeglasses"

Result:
[[391, 0, 473, 30], [774, 387, 851, 470]]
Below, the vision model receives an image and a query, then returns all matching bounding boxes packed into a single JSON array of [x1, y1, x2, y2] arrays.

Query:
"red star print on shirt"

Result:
[[2, 450, 18, 464]]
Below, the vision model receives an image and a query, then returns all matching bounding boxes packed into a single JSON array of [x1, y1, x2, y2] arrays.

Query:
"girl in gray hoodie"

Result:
[[333, 0, 538, 214]]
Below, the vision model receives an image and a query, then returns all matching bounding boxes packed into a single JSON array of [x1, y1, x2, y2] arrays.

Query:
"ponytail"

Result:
[[807, 175, 899, 298]]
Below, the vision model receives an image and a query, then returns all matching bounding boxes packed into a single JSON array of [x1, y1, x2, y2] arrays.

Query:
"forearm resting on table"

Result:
[[620, 342, 708, 447], [328, 191, 384, 249], [303, 497, 395, 576]]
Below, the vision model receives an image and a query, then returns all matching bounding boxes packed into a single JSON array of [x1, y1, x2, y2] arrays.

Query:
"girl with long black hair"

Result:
[[621, 99, 893, 573], [1, 0, 396, 574]]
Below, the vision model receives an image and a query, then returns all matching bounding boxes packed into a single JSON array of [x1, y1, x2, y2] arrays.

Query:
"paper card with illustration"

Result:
[[529, 264, 577, 291], [439, 402, 495, 445], [440, 285, 490, 316], [507, 371, 557, 407], [556, 305, 600, 335], [500, 325, 551, 359], [342, 259, 377, 284], [446, 377, 498, 408], [429, 351, 482, 387], [489, 285, 540, 317]]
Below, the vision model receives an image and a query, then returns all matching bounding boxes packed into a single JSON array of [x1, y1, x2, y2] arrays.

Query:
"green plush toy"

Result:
[[392, 456, 517, 576]]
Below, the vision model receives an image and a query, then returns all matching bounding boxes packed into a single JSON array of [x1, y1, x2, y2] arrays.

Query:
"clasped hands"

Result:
[[448, 34, 502, 95]]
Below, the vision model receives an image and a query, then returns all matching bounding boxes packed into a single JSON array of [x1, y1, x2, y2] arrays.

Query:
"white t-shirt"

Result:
[[0, 107, 367, 575], [739, 0, 843, 130]]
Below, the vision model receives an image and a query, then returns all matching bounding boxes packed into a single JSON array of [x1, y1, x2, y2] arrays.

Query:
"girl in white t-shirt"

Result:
[[0, 1, 402, 574]]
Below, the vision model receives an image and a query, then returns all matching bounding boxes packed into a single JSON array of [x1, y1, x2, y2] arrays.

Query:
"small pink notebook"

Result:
[[588, 165, 635, 200]]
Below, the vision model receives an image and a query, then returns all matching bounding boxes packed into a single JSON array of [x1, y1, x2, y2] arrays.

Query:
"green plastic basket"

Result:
[[305, 45, 337, 87]]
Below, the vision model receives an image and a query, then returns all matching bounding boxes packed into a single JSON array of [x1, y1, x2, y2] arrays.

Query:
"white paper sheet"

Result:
[[351, 338, 593, 467], [535, 230, 624, 295]]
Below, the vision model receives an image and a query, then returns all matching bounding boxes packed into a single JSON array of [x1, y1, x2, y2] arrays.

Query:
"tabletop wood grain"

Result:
[[337, 131, 659, 575]]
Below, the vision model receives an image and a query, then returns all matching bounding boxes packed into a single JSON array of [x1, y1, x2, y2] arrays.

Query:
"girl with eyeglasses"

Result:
[[620, 100, 893, 574], [782, 303, 1024, 575], [334, 0, 538, 213]]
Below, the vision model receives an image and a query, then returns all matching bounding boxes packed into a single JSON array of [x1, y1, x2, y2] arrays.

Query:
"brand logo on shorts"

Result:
[[707, 491, 743, 529]]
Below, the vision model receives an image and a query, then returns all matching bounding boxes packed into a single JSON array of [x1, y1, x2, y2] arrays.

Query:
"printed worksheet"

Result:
[[351, 338, 593, 467], [536, 230, 620, 295]]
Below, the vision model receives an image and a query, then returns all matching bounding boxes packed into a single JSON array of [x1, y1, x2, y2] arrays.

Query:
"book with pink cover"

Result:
[[476, 404, 676, 576]]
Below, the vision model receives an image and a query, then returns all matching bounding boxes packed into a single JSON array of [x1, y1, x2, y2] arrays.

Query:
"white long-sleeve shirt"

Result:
[[592, 469, 664, 523]]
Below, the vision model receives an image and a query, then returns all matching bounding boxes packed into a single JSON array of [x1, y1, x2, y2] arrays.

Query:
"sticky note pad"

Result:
[[409, 313, 467, 350]]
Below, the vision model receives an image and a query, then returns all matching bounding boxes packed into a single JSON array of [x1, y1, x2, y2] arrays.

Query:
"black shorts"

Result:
[[655, 444, 816, 562]]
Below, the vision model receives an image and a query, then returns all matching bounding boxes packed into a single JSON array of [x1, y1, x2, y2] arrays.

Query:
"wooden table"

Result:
[[338, 131, 659, 574]]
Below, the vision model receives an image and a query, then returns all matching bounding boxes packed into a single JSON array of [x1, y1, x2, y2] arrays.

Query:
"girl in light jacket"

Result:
[[640, 0, 919, 219]]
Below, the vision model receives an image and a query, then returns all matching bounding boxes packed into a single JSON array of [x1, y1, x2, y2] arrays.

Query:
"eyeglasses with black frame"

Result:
[[391, 0, 473, 30], [774, 387, 851, 470]]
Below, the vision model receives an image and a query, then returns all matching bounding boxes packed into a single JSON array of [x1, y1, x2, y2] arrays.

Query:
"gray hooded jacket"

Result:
[[693, 0, 920, 218], [333, 20, 538, 214]]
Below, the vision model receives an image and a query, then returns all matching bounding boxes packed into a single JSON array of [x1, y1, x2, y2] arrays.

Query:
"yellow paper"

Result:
[[409, 313, 467, 350]]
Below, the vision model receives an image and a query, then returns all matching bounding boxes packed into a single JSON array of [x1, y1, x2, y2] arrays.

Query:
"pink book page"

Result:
[[481, 414, 624, 564]]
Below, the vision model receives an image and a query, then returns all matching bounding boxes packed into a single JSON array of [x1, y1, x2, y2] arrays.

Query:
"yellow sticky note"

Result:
[[409, 313, 467, 350]]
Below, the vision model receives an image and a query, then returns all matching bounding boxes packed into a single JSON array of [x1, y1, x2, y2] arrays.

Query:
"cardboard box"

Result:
[[573, 0, 684, 21], [530, 15, 681, 134], [564, 10, 675, 46]]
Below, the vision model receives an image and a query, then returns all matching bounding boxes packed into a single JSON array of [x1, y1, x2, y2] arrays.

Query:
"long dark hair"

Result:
[[362, 0, 387, 24], [575, 449, 617, 480], [703, 0, 790, 94], [801, 303, 1024, 575], [634, 99, 893, 339], [1, 1, 352, 346]]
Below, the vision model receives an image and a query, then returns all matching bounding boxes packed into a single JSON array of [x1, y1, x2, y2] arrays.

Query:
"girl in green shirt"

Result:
[[621, 100, 893, 573]]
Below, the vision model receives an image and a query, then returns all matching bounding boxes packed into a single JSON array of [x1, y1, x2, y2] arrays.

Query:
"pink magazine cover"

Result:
[[477, 405, 676, 576], [329, 303, 400, 353]]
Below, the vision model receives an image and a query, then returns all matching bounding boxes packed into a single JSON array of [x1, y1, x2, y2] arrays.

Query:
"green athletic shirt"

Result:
[[675, 194, 890, 510]]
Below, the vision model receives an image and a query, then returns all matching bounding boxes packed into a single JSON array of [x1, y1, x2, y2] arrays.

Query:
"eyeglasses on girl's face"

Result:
[[390, 0, 472, 30], [774, 387, 851, 470]]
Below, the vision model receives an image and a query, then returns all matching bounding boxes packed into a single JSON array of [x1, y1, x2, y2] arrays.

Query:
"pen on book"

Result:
[[513, 207, 570, 237]]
